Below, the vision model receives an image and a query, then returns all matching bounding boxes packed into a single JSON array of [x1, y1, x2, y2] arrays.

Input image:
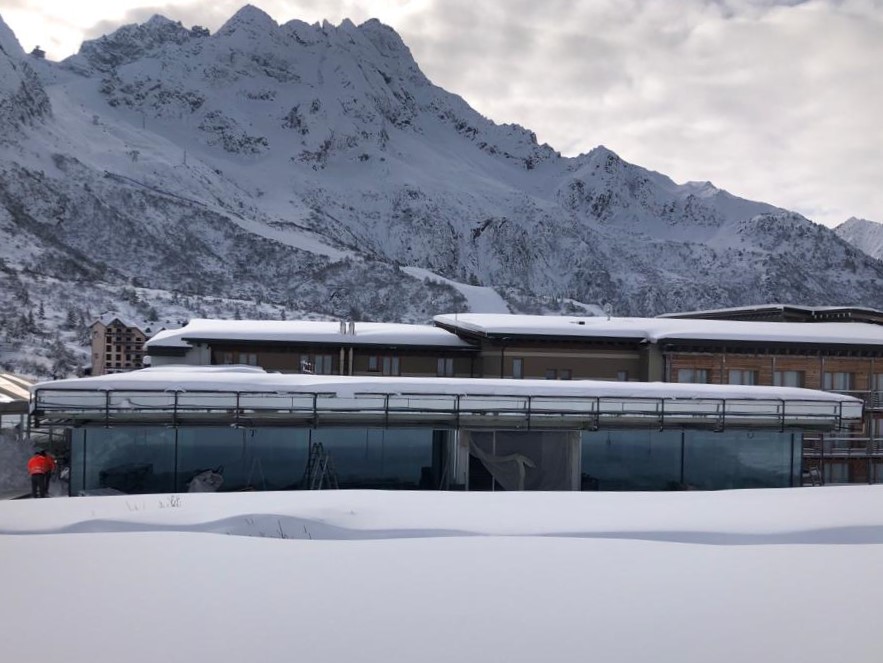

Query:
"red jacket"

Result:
[[27, 454, 50, 476]]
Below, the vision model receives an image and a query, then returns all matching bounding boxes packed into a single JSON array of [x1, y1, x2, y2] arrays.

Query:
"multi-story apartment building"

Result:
[[89, 314, 159, 375]]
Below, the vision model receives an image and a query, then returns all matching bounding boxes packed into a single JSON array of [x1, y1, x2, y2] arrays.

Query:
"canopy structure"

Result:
[[0, 372, 32, 415], [31, 366, 862, 431]]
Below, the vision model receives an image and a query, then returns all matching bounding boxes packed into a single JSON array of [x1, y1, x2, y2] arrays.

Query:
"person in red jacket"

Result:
[[27, 450, 51, 498]]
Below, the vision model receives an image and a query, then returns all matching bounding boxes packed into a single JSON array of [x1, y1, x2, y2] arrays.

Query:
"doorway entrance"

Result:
[[466, 430, 580, 491]]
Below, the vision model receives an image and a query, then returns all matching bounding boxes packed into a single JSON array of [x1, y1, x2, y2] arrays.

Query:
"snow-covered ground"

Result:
[[1, 487, 881, 662], [402, 266, 510, 313]]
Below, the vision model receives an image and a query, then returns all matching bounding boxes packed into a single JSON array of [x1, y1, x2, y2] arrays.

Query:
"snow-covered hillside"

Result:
[[835, 217, 883, 261], [1, 6, 881, 376]]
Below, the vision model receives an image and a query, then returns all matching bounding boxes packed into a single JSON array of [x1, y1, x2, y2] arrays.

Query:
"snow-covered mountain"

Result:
[[835, 217, 883, 262], [1, 6, 882, 376]]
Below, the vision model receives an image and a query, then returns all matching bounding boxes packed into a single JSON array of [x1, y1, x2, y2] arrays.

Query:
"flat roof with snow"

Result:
[[0, 372, 32, 414], [31, 366, 861, 431], [146, 319, 474, 350], [433, 313, 883, 347]]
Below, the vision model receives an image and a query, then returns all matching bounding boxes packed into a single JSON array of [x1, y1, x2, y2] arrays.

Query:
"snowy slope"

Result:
[[835, 217, 883, 261], [1, 7, 882, 378]]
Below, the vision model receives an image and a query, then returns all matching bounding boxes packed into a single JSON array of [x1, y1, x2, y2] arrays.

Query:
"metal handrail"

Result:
[[828, 390, 883, 410], [31, 387, 858, 431]]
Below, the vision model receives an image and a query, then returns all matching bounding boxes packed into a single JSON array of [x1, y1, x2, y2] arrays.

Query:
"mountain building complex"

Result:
[[30, 310, 883, 494]]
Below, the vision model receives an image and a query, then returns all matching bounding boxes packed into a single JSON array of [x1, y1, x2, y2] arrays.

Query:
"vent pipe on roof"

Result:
[[339, 320, 346, 334], [347, 320, 355, 335]]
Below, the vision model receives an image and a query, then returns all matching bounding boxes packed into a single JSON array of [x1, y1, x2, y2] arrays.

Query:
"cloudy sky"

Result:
[[3, 0, 881, 227]]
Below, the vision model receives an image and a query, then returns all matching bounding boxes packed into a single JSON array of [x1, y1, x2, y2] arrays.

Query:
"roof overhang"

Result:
[[30, 369, 861, 432]]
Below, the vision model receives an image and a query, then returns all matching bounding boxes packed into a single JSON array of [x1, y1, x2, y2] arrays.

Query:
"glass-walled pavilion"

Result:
[[33, 368, 862, 495]]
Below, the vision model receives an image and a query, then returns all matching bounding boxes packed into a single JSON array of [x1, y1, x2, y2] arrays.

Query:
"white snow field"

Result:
[[1, 487, 882, 663]]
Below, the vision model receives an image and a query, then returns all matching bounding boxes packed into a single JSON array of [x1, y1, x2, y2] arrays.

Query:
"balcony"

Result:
[[802, 436, 883, 458], [826, 390, 883, 411]]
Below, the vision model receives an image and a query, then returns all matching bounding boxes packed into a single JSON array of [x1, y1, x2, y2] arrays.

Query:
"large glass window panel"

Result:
[[176, 428, 311, 492], [683, 430, 796, 490], [580, 430, 682, 490], [72, 427, 175, 495], [309, 428, 438, 489]]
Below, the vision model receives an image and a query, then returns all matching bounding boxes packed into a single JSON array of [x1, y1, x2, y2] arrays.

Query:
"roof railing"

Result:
[[30, 388, 859, 432]]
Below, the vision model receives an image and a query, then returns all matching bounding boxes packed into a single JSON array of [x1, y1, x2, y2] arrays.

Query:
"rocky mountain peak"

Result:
[[217, 4, 278, 37], [0, 15, 25, 59], [834, 217, 883, 261], [72, 14, 193, 72], [0, 17, 50, 132]]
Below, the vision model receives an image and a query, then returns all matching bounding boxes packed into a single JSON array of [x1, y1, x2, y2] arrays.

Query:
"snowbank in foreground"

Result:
[[1, 488, 881, 663]]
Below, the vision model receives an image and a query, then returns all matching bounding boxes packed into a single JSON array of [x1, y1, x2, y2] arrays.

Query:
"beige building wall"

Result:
[[91, 320, 148, 375]]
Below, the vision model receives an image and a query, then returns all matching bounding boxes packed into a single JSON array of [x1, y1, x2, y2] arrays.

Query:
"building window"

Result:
[[512, 358, 524, 379], [221, 352, 234, 365], [617, 370, 629, 382], [873, 374, 883, 391], [677, 368, 709, 384], [825, 463, 849, 484], [301, 354, 333, 374], [381, 356, 399, 376], [728, 369, 758, 385], [437, 357, 454, 377], [241, 353, 258, 366], [560, 369, 572, 380], [545, 369, 557, 380], [368, 355, 398, 375], [315, 355, 334, 375], [823, 372, 855, 391], [774, 370, 805, 388]]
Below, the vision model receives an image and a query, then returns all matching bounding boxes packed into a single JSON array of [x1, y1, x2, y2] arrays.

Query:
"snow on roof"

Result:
[[92, 312, 156, 335], [433, 313, 883, 346], [33, 365, 859, 405], [0, 373, 33, 402], [658, 304, 883, 317], [145, 319, 474, 349]]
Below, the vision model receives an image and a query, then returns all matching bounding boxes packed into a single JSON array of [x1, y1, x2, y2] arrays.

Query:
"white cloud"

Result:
[[1, 0, 881, 226]]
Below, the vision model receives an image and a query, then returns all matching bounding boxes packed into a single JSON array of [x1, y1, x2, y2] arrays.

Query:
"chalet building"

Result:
[[90, 314, 164, 376]]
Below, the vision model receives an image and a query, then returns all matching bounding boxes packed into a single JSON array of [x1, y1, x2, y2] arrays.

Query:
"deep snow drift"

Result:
[[1, 487, 881, 663]]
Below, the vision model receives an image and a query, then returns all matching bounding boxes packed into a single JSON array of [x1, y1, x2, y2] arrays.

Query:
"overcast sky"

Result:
[[3, 0, 881, 227]]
